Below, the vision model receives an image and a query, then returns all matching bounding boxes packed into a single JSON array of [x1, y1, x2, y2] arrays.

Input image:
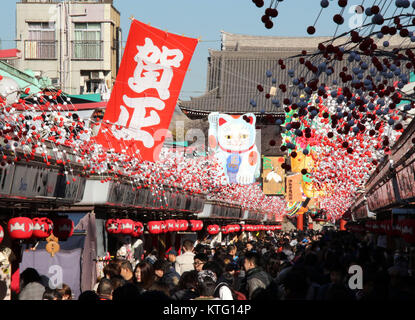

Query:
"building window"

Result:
[[73, 23, 102, 60], [80, 70, 108, 94], [25, 22, 56, 60]]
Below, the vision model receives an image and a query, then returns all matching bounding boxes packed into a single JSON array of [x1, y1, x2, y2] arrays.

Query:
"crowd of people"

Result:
[[16, 228, 415, 300]]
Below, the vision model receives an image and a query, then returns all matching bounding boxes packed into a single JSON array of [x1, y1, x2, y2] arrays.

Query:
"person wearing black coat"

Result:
[[240, 251, 272, 300]]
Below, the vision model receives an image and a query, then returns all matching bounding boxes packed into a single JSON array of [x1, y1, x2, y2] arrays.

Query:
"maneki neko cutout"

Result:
[[208, 112, 260, 185]]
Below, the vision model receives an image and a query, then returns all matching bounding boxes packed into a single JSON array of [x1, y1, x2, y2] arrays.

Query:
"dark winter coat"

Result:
[[161, 267, 181, 291], [240, 267, 272, 299]]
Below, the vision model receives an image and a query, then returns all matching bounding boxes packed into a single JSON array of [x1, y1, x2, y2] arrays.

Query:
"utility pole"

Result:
[[66, 1, 71, 95], [58, 1, 63, 92], [58, 0, 70, 93]]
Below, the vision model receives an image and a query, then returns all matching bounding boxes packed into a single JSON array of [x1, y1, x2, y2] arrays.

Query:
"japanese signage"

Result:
[[285, 174, 303, 203], [262, 156, 285, 195], [95, 19, 198, 162], [8, 165, 85, 203], [0, 165, 15, 196], [367, 180, 396, 211], [107, 182, 126, 204], [396, 161, 415, 201]]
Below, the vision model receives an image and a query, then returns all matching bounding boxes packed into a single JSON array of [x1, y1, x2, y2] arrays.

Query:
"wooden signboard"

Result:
[[285, 174, 303, 203], [262, 156, 285, 195]]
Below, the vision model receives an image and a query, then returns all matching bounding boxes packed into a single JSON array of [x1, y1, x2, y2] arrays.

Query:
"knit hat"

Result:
[[166, 249, 178, 256]]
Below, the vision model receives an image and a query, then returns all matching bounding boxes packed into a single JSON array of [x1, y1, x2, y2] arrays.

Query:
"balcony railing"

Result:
[[21, 0, 113, 3], [24, 40, 57, 60], [72, 40, 103, 60]]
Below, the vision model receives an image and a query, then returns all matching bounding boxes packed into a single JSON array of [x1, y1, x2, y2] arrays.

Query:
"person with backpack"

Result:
[[214, 277, 247, 300], [202, 260, 233, 300]]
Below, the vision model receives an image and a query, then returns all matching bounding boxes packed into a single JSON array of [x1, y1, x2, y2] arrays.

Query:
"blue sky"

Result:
[[0, 0, 379, 100]]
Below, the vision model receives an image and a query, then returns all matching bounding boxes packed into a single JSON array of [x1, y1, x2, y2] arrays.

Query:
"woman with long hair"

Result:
[[133, 261, 155, 293]]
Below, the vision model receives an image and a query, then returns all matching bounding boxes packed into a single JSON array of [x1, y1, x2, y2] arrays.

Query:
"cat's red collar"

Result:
[[218, 143, 255, 154]]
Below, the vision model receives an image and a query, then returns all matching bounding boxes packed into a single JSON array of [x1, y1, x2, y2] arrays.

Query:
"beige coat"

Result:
[[174, 251, 195, 275]]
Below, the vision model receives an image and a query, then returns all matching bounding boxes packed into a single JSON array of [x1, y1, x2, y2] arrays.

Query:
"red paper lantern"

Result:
[[120, 219, 134, 234], [378, 220, 385, 235], [190, 220, 203, 232], [148, 221, 163, 234], [32, 217, 53, 238], [106, 219, 122, 234], [221, 225, 228, 234], [234, 225, 241, 233], [369, 221, 375, 233], [401, 219, 415, 243], [178, 220, 189, 232], [391, 222, 401, 237], [131, 221, 144, 237], [383, 220, 390, 235], [197, 220, 204, 231], [365, 220, 373, 233], [207, 224, 220, 235], [384, 221, 392, 236], [52, 218, 74, 239], [397, 219, 405, 237], [8, 217, 33, 240], [161, 221, 168, 234], [0, 225, 4, 244], [165, 219, 177, 232], [189, 220, 197, 232], [174, 220, 180, 231]]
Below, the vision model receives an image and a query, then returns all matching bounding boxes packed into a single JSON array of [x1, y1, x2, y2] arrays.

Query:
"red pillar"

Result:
[[297, 214, 303, 231]]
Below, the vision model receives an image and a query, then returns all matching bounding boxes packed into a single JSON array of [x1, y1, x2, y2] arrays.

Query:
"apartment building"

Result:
[[15, 0, 121, 95]]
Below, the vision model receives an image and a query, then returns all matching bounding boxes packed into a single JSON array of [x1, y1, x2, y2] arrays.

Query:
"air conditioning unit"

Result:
[[90, 71, 100, 79]]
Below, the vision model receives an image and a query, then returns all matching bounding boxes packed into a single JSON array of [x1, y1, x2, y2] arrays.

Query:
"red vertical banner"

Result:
[[95, 19, 198, 162]]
